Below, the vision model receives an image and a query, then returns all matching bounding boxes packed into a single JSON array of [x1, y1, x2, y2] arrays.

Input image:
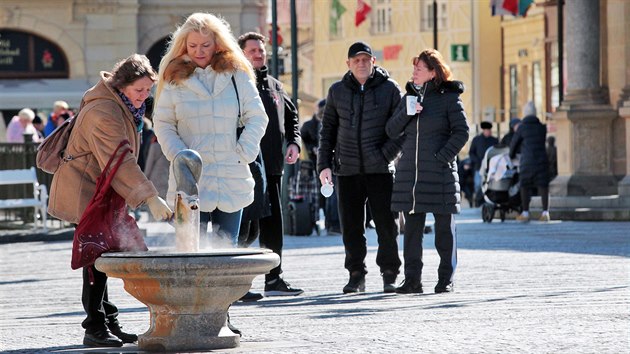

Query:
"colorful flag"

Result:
[[490, 0, 512, 16], [355, 0, 372, 27], [502, 0, 519, 15], [490, 0, 534, 17], [519, 0, 534, 17], [331, 0, 346, 36]]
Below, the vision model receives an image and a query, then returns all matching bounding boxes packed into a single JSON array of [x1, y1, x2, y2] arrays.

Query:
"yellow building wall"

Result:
[[501, 10, 546, 122], [312, 1, 472, 113], [476, 0, 503, 130]]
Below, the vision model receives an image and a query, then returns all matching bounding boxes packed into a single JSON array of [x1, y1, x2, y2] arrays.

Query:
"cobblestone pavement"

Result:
[[1, 208, 628, 353]]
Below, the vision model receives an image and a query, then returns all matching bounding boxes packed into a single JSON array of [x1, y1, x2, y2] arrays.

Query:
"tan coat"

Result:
[[48, 71, 158, 223]]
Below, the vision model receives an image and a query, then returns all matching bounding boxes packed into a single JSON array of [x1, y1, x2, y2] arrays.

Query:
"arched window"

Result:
[[0, 29, 68, 79]]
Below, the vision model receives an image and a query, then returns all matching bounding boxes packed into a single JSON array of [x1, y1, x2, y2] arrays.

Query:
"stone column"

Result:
[[617, 2, 630, 196], [550, 0, 618, 196]]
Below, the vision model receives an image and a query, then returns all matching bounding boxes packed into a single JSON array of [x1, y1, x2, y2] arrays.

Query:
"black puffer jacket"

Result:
[[386, 80, 470, 214], [509, 115, 549, 182], [318, 66, 403, 175]]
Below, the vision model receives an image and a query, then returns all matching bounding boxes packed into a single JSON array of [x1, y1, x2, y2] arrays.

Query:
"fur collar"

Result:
[[163, 53, 239, 84]]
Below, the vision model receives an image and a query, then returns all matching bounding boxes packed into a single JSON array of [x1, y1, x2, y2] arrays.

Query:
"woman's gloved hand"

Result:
[[145, 195, 173, 221]]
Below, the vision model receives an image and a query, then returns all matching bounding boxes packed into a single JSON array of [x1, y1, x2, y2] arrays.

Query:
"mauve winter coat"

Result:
[[153, 56, 268, 213], [386, 80, 470, 214], [48, 72, 159, 223]]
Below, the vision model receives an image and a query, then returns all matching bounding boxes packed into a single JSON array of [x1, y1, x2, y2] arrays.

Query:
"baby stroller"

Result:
[[479, 144, 521, 222]]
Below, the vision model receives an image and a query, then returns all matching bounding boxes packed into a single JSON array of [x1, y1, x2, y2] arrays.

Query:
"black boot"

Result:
[[434, 280, 454, 293], [395, 278, 423, 294], [107, 320, 138, 343], [83, 328, 123, 347], [342, 271, 366, 293]]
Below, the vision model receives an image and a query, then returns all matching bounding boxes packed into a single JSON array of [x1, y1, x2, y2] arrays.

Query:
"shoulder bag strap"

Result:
[[231, 75, 244, 138]]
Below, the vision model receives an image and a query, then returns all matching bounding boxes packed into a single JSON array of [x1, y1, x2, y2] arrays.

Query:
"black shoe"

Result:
[[382, 270, 397, 293], [435, 280, 454, 293], [83, 328, 123, 347], [343, 271, 366, 293], [239, 291, 263, 302], [107, 321, 137, 343], [395, 279, 423, 294], [264, 277, 304, 296]]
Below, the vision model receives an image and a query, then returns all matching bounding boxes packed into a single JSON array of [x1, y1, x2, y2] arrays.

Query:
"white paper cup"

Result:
[[406, 96, 417, 115], [320, 183, 334, 198]]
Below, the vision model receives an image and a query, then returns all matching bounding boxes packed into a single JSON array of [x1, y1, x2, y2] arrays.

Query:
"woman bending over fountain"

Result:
[[48, 54, 174, 347], [153, 13, 268, 246]]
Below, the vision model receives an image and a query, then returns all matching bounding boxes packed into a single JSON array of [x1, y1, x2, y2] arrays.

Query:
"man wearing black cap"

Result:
[[318, 41, 403, 294], [469, 121, 499, 206]]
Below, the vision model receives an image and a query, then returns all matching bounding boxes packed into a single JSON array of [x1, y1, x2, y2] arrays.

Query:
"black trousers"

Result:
[[81, 265, 118, 332], [337, 174, 401, 275], [402, 212, 457, 283], [258, 174, 284, 282]]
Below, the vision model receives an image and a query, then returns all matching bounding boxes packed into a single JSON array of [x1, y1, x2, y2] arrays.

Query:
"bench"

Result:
[[0, 167, 48, 231]]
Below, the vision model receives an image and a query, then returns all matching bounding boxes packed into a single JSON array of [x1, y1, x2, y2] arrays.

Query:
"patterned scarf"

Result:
[[117, 91, 145, 132]]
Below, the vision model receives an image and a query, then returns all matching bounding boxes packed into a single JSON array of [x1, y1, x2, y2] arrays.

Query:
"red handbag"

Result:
[[71, 140, 148, 271]]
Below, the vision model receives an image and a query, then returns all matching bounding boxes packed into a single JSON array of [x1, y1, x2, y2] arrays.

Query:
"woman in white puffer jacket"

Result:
[[153, 12, 268, 245]]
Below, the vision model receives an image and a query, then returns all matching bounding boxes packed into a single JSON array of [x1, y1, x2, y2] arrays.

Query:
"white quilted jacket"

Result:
[[153, 67, 268, 212]]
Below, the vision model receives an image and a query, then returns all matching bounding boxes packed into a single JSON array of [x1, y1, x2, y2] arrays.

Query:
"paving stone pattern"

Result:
[[1, 208, 628, 353]]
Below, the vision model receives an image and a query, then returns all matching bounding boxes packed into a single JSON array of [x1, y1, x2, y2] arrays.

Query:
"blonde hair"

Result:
[[155, 12, 255, 102]]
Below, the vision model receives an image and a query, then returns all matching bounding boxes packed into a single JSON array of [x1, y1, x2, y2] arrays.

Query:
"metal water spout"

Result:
[[172, 149, 202, 252]]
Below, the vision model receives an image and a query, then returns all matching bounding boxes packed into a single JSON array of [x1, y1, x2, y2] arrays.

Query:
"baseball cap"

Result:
[[348, 41, 373, 58]]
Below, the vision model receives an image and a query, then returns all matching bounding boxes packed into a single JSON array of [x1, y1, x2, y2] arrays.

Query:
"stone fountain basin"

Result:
[[95, 248, 280, 351]]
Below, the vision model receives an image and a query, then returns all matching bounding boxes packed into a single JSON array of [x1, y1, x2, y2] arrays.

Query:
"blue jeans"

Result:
[[200, 209, 243, 246]]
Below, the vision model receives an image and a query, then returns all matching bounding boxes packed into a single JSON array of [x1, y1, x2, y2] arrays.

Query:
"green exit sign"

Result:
[[451, 44, 469, 62]]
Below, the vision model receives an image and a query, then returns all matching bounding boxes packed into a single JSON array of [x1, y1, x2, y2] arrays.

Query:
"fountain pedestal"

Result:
[[95, 249, 279, 351]]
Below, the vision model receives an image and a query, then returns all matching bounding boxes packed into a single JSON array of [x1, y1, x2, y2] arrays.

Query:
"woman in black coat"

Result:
[[386, 49, 469, 294]]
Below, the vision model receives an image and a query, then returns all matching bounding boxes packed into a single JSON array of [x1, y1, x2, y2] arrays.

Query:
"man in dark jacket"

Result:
[[318, 41, 403, 294], [239, 32, 303, 297], [510, 102, 550, 222], [469, 121, 498, 206]]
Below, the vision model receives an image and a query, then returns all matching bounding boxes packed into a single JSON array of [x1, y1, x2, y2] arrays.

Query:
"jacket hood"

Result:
[[163, 54, 240, 84], [342, 65, 390, 90], [405, 80, 465, 95]]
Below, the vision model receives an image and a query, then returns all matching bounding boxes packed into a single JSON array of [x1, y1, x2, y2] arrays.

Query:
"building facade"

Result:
[[0, 0, 267, 130]]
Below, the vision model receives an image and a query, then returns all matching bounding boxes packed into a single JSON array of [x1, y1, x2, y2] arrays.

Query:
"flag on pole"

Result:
[[331, 0, 346, 36], [490, 0, 534, 17], [502, 0, 518, 15], [355, 0, 372, 27]]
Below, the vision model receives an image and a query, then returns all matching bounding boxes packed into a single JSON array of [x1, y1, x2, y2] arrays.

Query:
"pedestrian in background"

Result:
[[5, 108, 40, 143], [386, 48, 469, 294], [301, 98, 326, 225], [237, 31, 304, 298], [47, 54, 173, 348], [43, 100, 69, 137], [510, 101, 551, 222], [546, 135, 558, 181], [469, 121, 498, 206], [318, 41, 403, 294], [500, 118, 521, 146]]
